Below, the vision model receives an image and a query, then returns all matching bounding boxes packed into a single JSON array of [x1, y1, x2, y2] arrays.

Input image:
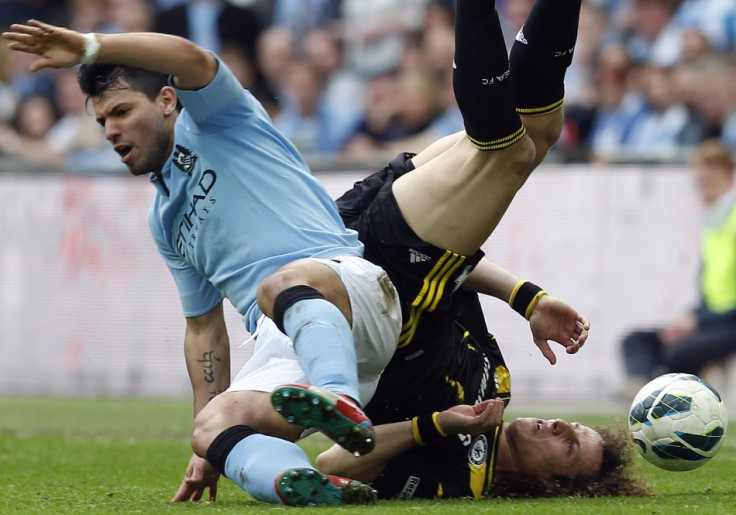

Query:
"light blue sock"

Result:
[[224, 433, 314, 503], [282, 298, 360, 402]]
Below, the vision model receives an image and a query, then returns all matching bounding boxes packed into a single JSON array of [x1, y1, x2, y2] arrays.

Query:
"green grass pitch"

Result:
[[0, 397, 733, 514]]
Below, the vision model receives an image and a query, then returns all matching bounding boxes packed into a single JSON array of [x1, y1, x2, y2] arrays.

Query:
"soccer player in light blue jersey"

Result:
[[3, 19, 401, 506]]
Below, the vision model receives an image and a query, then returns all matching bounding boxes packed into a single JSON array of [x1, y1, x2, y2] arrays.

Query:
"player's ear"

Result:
[[158, 86, 179, 116]]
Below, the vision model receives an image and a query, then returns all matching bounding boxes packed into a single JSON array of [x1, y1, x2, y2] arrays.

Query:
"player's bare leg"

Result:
[[394, 0, 581, 256], [392, 0, 535, 256]]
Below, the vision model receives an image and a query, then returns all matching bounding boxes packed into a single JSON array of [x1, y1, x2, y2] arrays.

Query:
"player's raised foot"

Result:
[[275, 467, 377, 506], [271, 383, 376, 455]]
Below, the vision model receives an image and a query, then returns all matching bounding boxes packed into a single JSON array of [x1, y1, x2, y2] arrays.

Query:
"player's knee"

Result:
[[523, 112, 564, 159], [477, 136, 536, 183], [192, 413, 222, 457], [315, 449, 341, 476], [511, 136, 537, 173], [256, 269, 300, 316], [192, 404, 272, 457]]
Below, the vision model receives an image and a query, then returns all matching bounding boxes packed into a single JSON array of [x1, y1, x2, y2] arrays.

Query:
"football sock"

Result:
[[453, 0, 525, 150], [509, 0, 582, 115], [275, 288, 360, 403], [207, 425, 315, 504]]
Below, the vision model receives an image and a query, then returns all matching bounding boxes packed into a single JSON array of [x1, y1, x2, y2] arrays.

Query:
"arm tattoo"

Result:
[[196, 350, 221, 384]]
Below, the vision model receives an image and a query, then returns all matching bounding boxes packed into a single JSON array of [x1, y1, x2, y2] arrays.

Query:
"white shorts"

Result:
[[227, 255, 401, 406]]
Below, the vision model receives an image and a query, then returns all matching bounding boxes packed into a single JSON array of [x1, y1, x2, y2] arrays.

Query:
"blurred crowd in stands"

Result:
[[1, 0, 735, 173]]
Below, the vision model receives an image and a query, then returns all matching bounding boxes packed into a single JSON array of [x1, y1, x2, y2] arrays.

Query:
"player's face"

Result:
[[505, 418, 603, 478], [93, 83, 175, 176]]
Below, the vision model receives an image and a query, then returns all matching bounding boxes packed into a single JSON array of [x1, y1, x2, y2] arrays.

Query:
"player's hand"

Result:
[[171, 453, 220, 503], [2, 20, 86, 72], [528, 295, 590, 365], [436, 398, 504, 436]]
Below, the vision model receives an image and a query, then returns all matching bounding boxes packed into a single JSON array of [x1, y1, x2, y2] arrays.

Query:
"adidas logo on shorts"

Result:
[[409, 249, 431, 263]]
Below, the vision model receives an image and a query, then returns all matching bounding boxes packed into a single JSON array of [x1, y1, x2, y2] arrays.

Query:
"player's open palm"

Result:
[[437, 399, 504, 436], [528, 295, 590, 365], [2, 20, 85, 72]]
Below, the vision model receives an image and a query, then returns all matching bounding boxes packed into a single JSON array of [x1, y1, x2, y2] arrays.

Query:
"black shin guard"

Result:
[[453, 0, 524, 150], [509, 0, 582, 115], [272, 285, 325, 334], [206, 424, 260, 477]]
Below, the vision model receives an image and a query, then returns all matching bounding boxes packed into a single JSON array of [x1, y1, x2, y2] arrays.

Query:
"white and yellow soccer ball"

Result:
[[628, 373, 728, 471]]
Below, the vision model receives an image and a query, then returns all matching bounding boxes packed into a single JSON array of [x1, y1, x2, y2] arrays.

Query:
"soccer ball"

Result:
[[628, 373, 728, 471]]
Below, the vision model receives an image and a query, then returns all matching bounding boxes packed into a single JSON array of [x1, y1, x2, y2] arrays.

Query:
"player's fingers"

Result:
[[472, 399, 494, 414], [537, 340, 557, 365], [476, 399, 503, 427], [171, 485, 192, 502], [2, 32, 33, 45], [209, 484, 217, 501], [6, 24, 34, 36], [10, 22, 47, 38], [577, 316, 590, 331], [29, 58, 53, 72], [27, 19, 57, 33], [577, 329, 589, 346]]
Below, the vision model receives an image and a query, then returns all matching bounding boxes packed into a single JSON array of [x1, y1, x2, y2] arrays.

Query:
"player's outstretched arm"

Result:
[[461, 258, 520, 301], [2, 19, 216, 90], [316, 399, 504, 483]]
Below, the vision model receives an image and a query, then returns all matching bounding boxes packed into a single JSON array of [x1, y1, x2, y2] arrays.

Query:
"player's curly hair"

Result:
[[487, 425, 653, 498]]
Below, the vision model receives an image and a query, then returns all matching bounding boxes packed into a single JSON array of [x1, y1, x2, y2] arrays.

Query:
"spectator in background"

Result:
[[106, 0, 156, 33], [674, 0, 736, 52], [687, 56, 736, 150], [586, 43, 644, 162], [254, 26, 294, 113], [66, 0, 110, 33], [272, 59, 327, 157], [298, 28, 364, 157], [338, 73, 400, 164], [340, 69, 445, 167], [618, 64, 700, 162], [339, 0, 431, 79], [0, 0, 67, 29], [619, 0, 684, 67], [620, 139, 736, 394], [153, 0, 264, 68], [270, 0, 341, 49], [0, 92, 61, 165], [45, 68, 123, 172]]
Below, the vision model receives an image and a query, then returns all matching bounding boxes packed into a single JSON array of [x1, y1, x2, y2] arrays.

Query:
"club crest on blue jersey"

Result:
[[173, 145, 198, 175]]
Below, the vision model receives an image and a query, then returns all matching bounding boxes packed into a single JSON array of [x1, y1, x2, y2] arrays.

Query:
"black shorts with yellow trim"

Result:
[[343, 154, 485, 349], [365, 300, 511, 426]]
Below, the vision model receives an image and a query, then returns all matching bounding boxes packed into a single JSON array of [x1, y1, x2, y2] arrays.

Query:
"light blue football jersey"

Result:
[[148, 57, 363, 331]]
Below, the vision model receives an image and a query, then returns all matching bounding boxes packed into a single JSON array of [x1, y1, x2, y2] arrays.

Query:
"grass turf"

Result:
[[0, 397, 733, 514]]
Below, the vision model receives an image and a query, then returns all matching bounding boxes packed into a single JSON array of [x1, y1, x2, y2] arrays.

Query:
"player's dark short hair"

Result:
[[77, 63, 178, 108], [487, 425, 653, 498]]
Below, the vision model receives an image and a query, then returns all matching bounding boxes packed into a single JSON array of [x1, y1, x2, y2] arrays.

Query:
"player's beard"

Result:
[[126, 131, 172, 176]]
